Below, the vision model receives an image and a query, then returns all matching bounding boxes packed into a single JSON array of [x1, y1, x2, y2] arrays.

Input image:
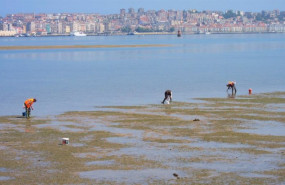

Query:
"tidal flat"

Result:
[[0, 92, 284, 184]]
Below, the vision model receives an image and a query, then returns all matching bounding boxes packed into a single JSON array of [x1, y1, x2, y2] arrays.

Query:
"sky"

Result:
[[1, 0, 285, 16]]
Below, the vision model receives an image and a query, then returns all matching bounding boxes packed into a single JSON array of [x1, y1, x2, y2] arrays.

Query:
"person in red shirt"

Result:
[[23, 98, 37, 118]]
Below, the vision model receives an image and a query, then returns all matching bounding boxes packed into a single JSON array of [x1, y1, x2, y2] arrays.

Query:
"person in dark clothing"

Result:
[[162, 90, 172, 104], [226, 81, 237, 95]]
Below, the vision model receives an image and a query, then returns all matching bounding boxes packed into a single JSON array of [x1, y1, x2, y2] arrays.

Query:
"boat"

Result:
[[205, 32, 211, 35], [127, 31, 138, 35], [71, 32, 87, 36]]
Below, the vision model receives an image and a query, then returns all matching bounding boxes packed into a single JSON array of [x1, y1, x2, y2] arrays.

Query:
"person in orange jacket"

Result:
[[23, 98, 37, 118], [226, 81, 237, 95]]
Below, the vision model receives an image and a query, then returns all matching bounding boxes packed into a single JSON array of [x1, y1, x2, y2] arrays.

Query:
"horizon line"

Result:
[[1, 8, 284, 17]]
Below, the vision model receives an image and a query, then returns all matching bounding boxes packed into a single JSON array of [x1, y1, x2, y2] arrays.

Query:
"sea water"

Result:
[[0, 34, 285, 116]]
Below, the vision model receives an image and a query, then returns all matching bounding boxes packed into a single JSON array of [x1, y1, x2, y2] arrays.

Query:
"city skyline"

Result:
[[2, 0, 285, 16]]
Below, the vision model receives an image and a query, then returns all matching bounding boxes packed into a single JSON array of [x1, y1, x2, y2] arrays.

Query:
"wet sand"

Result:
[[0, 92, 284, 184], [0, 44, 171, 50]]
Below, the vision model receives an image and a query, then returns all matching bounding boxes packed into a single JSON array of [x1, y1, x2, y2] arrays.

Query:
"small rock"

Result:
[[173, 173, 180, 179], [193, 118, 200, 121]]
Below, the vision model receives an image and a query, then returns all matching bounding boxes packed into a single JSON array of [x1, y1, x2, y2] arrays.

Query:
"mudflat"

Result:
[[0, 92, 284, 184]]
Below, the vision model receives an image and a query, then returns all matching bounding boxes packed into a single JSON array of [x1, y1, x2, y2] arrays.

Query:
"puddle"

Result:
[[90, 123, 144, 137], [0, 176, 14, 181], [106, 137, 140, 145], [31, 157, 51, 168], [0, 146, 8, 150], [0, 168, 9, 172], [34, 121, 84, 132], [237, 120, 285, 136], [109, 145, 194, 165], [171, 114, 206, 121], [190, 99, 209, 104], [79, 168, 184, 184], [71, 143, 86, 147], [0, 123, 25, 132], [190, 141, 252, 149], [266, 103, 285, 112], [189, 153, 281, 174], [243, 113, 284, 118], [80, 135, 94, 142], [239, 173, 276, 178], [86, 160, 115, 166]]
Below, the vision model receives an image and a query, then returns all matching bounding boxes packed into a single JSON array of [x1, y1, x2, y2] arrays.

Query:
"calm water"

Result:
[[0, 34, 285, 116]]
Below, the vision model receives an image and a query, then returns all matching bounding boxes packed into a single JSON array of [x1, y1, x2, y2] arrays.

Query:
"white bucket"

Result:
[[62, 138, 69, 145]]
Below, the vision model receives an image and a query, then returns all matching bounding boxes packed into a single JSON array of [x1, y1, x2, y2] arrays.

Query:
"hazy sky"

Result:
[[1, 0, 284, 16]]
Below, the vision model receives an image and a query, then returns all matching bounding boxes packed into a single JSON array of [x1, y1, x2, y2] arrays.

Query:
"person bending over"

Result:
[[24, 98, 37, 118], [162, 90, 172, 104], [226, 81, 237, 95]]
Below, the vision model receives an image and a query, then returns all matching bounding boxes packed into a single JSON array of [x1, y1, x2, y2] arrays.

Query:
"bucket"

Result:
[[62, 138, 69, 145], [22, 112, 26, 117]]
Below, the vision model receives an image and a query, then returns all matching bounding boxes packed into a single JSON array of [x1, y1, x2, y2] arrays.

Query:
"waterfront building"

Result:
[[46, 24, 51, 33], [138, 8, 144, 15], [120, 9, 126, 17], [0, 9, 284, 36], [99, 23, 105, 33], [27, 21, 36, 33], [128, 8, 135, 14], [65, 25, 71, 33]]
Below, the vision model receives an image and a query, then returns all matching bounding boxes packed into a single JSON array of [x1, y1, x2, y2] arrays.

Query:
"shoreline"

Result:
[[0, 91, 284, 118], [0, 44, 171, 50], [0, 32, 284, 38]]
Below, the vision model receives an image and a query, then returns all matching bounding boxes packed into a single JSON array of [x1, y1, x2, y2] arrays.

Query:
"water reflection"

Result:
[[227, 93, 236, 99]]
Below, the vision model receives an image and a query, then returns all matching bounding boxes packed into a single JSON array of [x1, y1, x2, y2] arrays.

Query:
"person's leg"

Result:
[[227, 85, 230, 92], [162, 96, 167, 104], [25, 106, 28, 118], [28, 108, 31, 118], [162, 92, 168, 104]]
